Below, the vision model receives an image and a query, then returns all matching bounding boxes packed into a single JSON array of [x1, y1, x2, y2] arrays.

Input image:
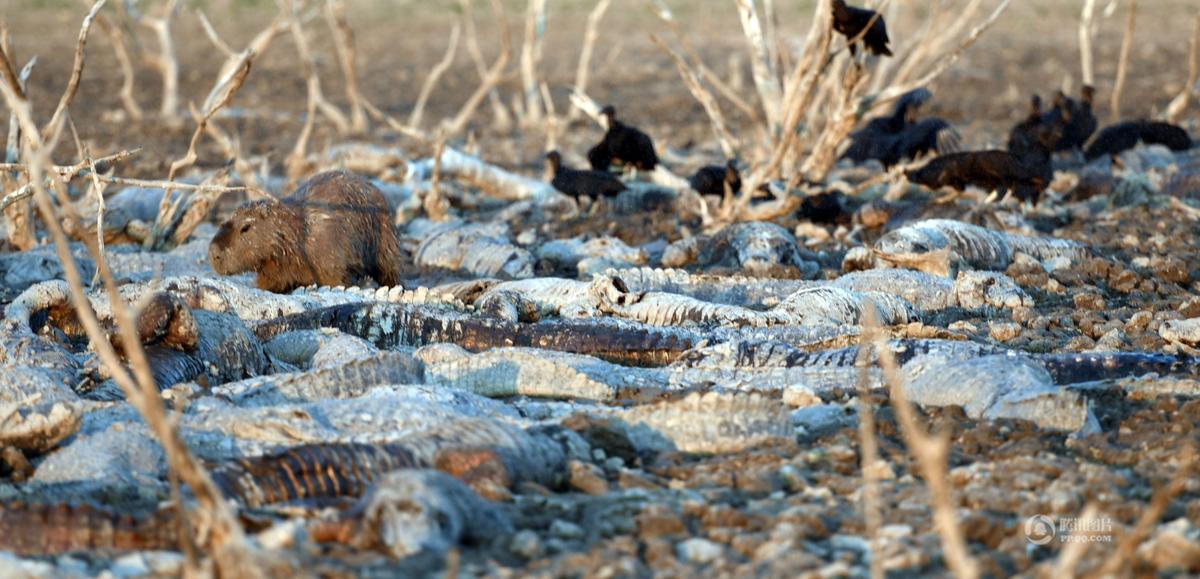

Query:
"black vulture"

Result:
[[831, 0, 892, 57], [1083, 121, 1193, 161], [545, 151, 627, 198], [842, 88, 956, 168], [1057, 85, 1097, 151], [587, 106, 659, 172], [908, 122, 1060, 206], [688, 160, 742, 196]]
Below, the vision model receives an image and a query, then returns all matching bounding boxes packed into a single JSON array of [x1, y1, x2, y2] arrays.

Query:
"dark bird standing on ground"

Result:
[[587, 106, 659, 172], [1083, 120, 1193, 161], [689, 160, 742, 196], [907, 121, 1061, 206], [1007, 94, 1045, 160], [1055, 86, 1097, 151], [842, 88, 959, 167], [798, 191, 851, 225], [831, 0, 892, 57], [546, 151, 627, 199]]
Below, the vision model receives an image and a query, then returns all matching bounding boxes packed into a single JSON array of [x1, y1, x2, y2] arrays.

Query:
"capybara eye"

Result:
[[240, 223, 252, 234]]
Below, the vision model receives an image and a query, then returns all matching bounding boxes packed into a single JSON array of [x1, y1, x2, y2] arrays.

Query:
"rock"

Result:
[[676, 537, 724, 564], [568, 460, 609, 496], [510, 530, 542, 560], [1074, 292, 1106, 311], [989, 322, 1022, 342], [550, 519, 585, 540], [1160, 318, 1200, 345], [637, 509, 688, 540]]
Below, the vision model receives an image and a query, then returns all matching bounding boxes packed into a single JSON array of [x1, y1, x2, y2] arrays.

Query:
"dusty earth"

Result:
[[0, 0, 1197, 577]]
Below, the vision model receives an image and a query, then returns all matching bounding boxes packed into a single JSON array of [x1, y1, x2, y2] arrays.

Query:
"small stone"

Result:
[[989, 322, 1022, 342], [1095, 328, 1126, 351], [550, 520, 585, 540], [949, 321, 977, 333], [842, 247, 875, 272], [568, 460, 609, 496], [878, 524, 912, 539], [1180, 298, 1200, 318], [1152, 256, 1191, 285], [643, 538, 676, 569], [730, 532, 767, 558], [830, 534, 870, 555], [1074, 292, 1106, 311], [676, 537, 724, 564], [637, 511, 687, 540], [778, 464, 805, 493], [604, 456, 625, 471], [591, 448, 607, 462], [510, 530, 541, 559], [618, 469, 661, 490], [1126, 311, 1153, 332]]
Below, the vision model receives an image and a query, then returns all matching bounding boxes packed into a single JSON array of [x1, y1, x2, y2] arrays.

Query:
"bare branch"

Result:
[[1109, 0, 1137, 122], [442, 0, 512, 138], [409, 23, 462, 131], [0, 50, 255, 574], [460, 0, 512, 131], [567, 0, 613, 122], [650, 34, 738, 159], [93, 7, 143, 120], [1165, 14, 1200, 122], [138, 0, 182, 119], [518, 0, 548, 125], [1080, 0, 1099, 87], [864, 307, 980, 579], [733, 0, 784, 131], [43, 0, 106, 140], [0, 149, 140, 213], [197, 10, 236, 57], [324, 0, 368, 133], [281, 0, 350, 133]]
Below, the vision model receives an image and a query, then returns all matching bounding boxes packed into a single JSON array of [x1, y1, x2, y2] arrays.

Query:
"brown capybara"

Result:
[[208, 170, 402, 293]]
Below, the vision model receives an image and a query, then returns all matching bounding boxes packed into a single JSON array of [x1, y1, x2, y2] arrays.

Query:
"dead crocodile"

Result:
[[206, 420, 583, 506], [412, 221, 534, 279], [873, 219, 1091, 273], [212, 352, 425, 406], [662, 221, 820, 277], [0, 502, 179, 556], [606, 267, 1031, 311], [677, 339, 1200, 385], [251, 301, 875, 367], [312, 469, 512, 559]]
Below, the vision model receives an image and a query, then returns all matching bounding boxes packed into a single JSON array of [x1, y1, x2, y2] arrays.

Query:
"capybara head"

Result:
[[208, 200, 291, 276]]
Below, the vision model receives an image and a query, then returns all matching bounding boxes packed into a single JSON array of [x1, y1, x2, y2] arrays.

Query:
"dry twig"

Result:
[[1096, 447, 1197, 576], [1080, 0, 1099, 87], [324, 0, 368, 133], [281, 0, 350, 134], [1109, 0, 1138, 122], [650, 34, 739, 159], [865, 311, 980, 579], [567, 0, 613, 122], [1164, 15, 1199, 122], [137, 0, 182, 119], [93, 5, 143, 120], [0, 32, 256, 575], [518, 0, 548, 125], [460, 0, 513, 131], [408, 23, 462, 131]]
